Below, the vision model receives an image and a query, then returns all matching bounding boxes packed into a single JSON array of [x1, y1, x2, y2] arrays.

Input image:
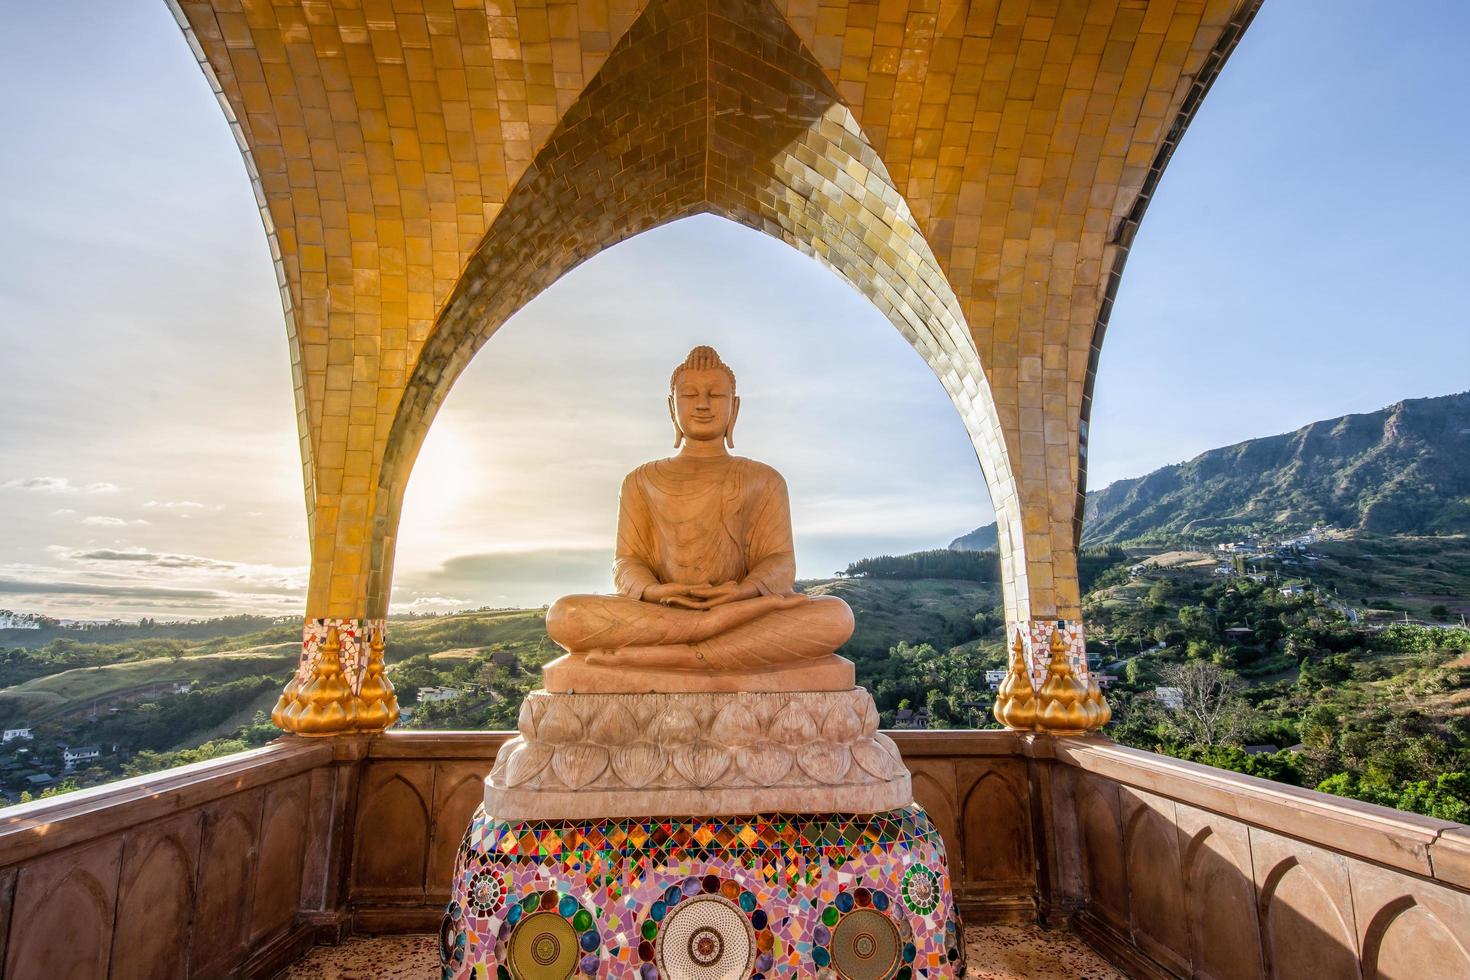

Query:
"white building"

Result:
[[417, 686, 465, 705], [2, 728, 33, 743], [1155, 687, 1184, 710], [63, 745, 102, 769]]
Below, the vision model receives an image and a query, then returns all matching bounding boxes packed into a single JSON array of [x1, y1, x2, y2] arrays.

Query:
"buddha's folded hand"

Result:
[[643, 581, 713, 607]]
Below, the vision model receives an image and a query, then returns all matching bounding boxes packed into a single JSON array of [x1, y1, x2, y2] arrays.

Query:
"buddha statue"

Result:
[[541, 346, 856, 693]]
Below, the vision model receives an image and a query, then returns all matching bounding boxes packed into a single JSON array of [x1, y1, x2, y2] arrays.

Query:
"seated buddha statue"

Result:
[[541, 346, 855, 693]]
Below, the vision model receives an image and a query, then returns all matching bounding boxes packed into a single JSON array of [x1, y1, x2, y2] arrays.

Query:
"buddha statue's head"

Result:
[[668, 346, 739, 450]]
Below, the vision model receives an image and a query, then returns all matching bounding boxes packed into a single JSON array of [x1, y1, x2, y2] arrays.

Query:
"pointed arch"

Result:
[[364, 0, 1017, 617]]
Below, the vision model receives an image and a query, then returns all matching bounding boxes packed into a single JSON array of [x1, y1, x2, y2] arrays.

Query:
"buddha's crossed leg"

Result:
[[545, 593, 854, 670]]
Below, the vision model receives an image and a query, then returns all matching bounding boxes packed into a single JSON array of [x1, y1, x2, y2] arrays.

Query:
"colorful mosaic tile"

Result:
[[295, 617, 380, 694], [444, 805, 961, 979], [1022, 620, 1087, 691]]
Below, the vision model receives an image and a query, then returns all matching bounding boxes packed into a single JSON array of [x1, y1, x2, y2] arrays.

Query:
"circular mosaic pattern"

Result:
[[830, 908, 900, 980], [901, 865, 940, 916], [688, 925, 723, 965], [508, 912, 580, 978], [440, 900, 467, 969], [467, 866, 508, 917], [815, 889, 916, 980], [656, 895, 755, 980], [638, 877, 774, 980]]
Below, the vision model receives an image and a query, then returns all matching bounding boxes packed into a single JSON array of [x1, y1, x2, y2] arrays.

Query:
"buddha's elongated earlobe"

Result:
[[669, 394, 683, 448], [725, 395, 740, 449]]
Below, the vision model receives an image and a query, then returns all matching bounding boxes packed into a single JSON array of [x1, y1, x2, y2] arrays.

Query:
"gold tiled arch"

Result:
[[168, 0, 1259, 733]]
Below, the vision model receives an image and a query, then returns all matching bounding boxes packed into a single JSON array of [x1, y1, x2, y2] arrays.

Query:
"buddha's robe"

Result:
[[545, 455, 853, 670], [615, 456, 795, 600]]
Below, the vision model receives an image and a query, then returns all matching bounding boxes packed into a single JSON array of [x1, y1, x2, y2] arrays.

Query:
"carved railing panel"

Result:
[[1056, 738, 1470, 980], [0, 731, 1467, 977], [0, 741, 335, 979]]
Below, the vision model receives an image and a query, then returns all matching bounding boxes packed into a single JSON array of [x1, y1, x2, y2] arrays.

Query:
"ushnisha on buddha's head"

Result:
[[668, 345, 740, 451]]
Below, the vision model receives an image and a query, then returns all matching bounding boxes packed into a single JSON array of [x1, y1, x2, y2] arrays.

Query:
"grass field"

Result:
[[0, 644, 299, 724]]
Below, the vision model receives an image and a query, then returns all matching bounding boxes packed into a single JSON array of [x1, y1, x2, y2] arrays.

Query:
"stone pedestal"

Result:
[[486, 689, 909, 819], [444, 688, 961, 979]]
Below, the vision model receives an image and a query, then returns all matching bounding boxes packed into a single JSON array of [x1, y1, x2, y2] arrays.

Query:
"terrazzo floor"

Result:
[[282, 925, 1128, 979]]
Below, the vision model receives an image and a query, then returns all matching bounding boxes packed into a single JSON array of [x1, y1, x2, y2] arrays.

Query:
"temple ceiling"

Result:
[[170, 0, 1258, 623]]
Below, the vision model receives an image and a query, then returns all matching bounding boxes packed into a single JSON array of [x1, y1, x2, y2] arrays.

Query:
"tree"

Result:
[[1157, 660, 1251, 748]]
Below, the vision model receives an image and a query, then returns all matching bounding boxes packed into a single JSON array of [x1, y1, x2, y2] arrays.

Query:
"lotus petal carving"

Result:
[[769, 701, 817, 745], [537, 698, 584, 744], [610, 743, 666, 788], [489, 739, 519, 783], [852, 738, 895, 780], [820, 699, 863, 742], [588, 701, 638, 744], [551, 743, 609, 790], [672, 742, 731, 787], [874, 732, 905, 770], [796, 740, 850, 784], [648, 703, 699, 747], [516, 697, 541, 738], [710, 700, 762, 747], [502, 742, 554, 787], [860, 696, 881, 736], [737, 743, 793, 786]]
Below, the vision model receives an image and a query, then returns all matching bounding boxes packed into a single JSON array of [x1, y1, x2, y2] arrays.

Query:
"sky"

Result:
[[0, 1, 1466, 621]]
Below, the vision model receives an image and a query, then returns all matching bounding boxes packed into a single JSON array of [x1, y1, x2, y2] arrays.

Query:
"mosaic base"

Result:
[[443, 805, 961, 979], [1020, 621, 1087, 691], [286, 924, 1125, 980], [295, 617, 382, 694]]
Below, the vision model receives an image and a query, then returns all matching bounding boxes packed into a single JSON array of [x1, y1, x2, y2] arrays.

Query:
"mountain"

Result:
[[951, 391, 1470, 548]]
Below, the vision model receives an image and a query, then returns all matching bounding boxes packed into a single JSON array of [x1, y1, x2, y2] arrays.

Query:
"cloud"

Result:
[[400, 594, 475, 610], [81, 516, 151, 527], [71, 548, 233, 570], [0, 577, 229, 600], [143, 499, 206, 509], [430, 548, 611, 583], [392, 548, 612, 611], [0, 477, 123, 494], [58, 548, 308, 591], [3, 476, 77, 493]]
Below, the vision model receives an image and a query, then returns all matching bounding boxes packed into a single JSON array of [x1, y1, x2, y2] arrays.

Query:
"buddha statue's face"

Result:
[[670, 366, 738, 445]]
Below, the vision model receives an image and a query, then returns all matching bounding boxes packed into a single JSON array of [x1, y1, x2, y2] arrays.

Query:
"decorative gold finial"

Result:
[[287, 625, 355, 736], [993, 628, 1038, 731], [271, 664, 303, 728], [1034, 622, 1097, 735], [354, 624, 400, 732]]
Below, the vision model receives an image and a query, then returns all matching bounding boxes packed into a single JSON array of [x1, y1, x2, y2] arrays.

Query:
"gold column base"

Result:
[[271, 621, 399, 736], [993, 622, 1110, 735]]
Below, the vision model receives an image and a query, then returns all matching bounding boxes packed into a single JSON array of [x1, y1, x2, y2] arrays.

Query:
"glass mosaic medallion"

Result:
[[508, 911, 580, 979], [655, 895, 756, 980], [440, 900, 467, 969], [901, 865, 940, 916], [468, 866, 507, 917], [829, 907, 901, 980]]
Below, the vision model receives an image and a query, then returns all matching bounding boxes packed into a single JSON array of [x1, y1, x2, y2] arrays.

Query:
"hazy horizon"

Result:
[[2, 0, 1467, 622]]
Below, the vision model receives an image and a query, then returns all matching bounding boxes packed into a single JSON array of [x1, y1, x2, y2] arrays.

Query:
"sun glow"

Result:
[[394, 413, 488, 561]]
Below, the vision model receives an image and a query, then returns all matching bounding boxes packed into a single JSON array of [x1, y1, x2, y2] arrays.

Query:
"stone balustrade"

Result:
[[2, 731, 1466, 978]]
